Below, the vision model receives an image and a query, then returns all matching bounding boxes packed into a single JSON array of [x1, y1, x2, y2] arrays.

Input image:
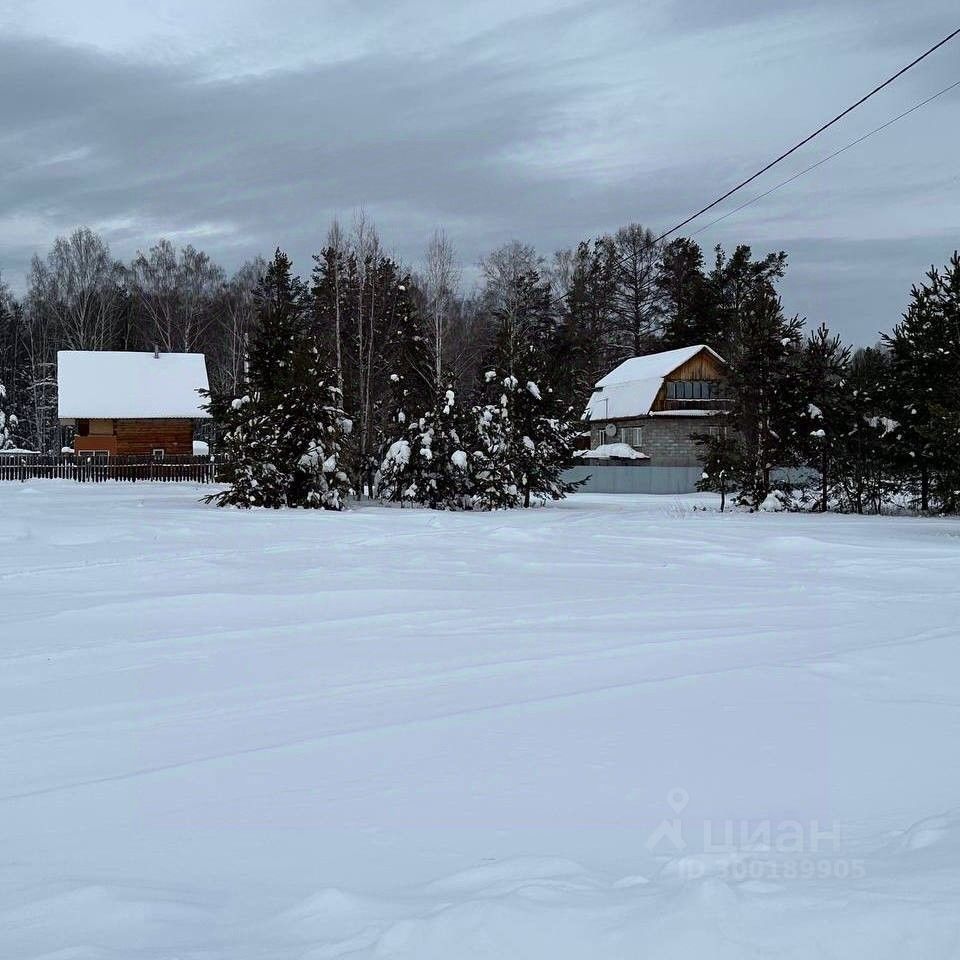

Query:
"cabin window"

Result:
[[81, 450, 110, 462], [76, 419, 90, 437], [666, 380, 720, 400], [152, 448, 165, 461], [621, 426, 644, 448]]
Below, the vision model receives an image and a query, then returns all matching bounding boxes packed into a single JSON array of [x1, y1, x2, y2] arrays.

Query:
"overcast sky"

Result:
[[0, 0, 957, 343]]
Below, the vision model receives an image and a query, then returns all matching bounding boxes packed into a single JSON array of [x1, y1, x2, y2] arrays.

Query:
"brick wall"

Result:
[[591, 416, 716, 467]]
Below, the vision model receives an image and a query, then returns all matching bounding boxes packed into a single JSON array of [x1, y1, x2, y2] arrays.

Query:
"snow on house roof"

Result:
[[57, 351, 211, 419], [585, 344, 723, 421]]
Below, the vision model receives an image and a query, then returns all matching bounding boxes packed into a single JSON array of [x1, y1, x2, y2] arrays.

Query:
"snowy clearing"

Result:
[[2, 483, 960, 959]]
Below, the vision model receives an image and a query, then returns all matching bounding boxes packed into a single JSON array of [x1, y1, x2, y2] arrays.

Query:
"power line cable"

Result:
[[552, 26, 960, 308], [549, 26, 960, 308], [689, 76, 960, 237], [650, 25, 960, 244]]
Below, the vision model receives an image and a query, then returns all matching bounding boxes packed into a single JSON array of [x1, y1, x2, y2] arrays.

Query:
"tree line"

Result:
[[1, 219, 958, 512]]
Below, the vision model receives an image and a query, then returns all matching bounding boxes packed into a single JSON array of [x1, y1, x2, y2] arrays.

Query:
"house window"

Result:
[[667, 380, 720, 400], [152, 448, 165, 461], [621, 426, 644, 448]]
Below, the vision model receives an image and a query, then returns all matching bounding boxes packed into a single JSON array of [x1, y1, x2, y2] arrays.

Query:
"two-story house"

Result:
[[583, 344, 728, 470]]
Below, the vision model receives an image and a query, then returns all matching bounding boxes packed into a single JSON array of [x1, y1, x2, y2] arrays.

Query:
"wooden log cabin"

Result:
[[57, 350, 210, 458], [583, 344, 728, 469]]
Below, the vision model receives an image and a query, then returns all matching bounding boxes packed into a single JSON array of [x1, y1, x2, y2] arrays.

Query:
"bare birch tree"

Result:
[[128, 239, 225, 352], [208, 258, 265, 396], [27, 227, 124, 351], [418, 229, 461, 385]]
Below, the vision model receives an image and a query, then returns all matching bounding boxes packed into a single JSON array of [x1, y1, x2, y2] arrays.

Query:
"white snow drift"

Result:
[[1, 483, 959, 958]]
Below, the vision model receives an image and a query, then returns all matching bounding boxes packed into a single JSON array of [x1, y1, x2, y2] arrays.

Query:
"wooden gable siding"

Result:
[[650, 349, 726, 412]]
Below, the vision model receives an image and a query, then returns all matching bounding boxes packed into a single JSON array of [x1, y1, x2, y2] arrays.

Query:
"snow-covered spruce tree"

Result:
[[471, 372, 522, 509], [282, 341, 352, 509], [883, 252, 960, 512], [798, 323, 851, 512], [210, 392, 290, 507], [207, 249, 351, 509], [0, 380, 17, 450], [376, 268, 474, 509], [470, 262, 581, 509], [375, 283, 435, 504], [378, 383, 474, 509], [508, 373, 582, 507], [488, 266, 582, 508]]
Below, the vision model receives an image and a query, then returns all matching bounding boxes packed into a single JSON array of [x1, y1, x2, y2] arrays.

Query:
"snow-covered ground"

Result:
[[2, 482, 959, 959]]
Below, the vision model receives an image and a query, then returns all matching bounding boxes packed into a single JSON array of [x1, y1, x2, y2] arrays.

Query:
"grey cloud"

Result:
[[0, 2, 958, 346]]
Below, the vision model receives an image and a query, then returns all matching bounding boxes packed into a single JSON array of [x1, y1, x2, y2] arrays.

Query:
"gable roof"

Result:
[[585, 344, 723, 421], [57, 351, 211, 419]]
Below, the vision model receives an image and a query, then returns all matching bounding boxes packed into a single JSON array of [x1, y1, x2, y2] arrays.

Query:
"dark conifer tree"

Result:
[[884, 253, 960, 511], [376, 287, 473, 509], [722, 286, 806, 507], [471, 371, 521, 510], [473, 268, 580, 508], [799, 323, 851, 511], [656, 238, 714, 349], [0, 380, 16, 450], [555, 239, 618, 407], [709, 244, 788, 355], [832, 347, 900, 514], [696, 421, 737, 512], [207, 249, 351, 509]]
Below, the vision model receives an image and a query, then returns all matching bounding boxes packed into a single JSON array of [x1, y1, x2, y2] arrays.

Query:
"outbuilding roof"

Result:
[[585, 344, 723, 421], [57, 351, 211, 419]]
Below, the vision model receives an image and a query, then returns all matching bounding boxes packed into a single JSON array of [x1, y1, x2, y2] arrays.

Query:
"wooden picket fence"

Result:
[[0, 453, 223, 484]]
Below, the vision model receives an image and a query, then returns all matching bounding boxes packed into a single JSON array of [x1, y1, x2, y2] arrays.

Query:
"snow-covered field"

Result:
[[2, 482, 959, 959]]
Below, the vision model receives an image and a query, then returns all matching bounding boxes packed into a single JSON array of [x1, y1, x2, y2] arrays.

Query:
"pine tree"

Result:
[[554, 239, 618, 407], [656, 238, 713, 349]]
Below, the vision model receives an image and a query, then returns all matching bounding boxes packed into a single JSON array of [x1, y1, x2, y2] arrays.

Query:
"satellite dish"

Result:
[[604, 423, 618, 439]]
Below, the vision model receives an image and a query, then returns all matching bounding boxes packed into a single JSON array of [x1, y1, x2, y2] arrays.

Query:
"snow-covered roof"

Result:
[[585, 345, 723, 421], [576, 443, 649, 460], [57, 351, 211, 419]]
